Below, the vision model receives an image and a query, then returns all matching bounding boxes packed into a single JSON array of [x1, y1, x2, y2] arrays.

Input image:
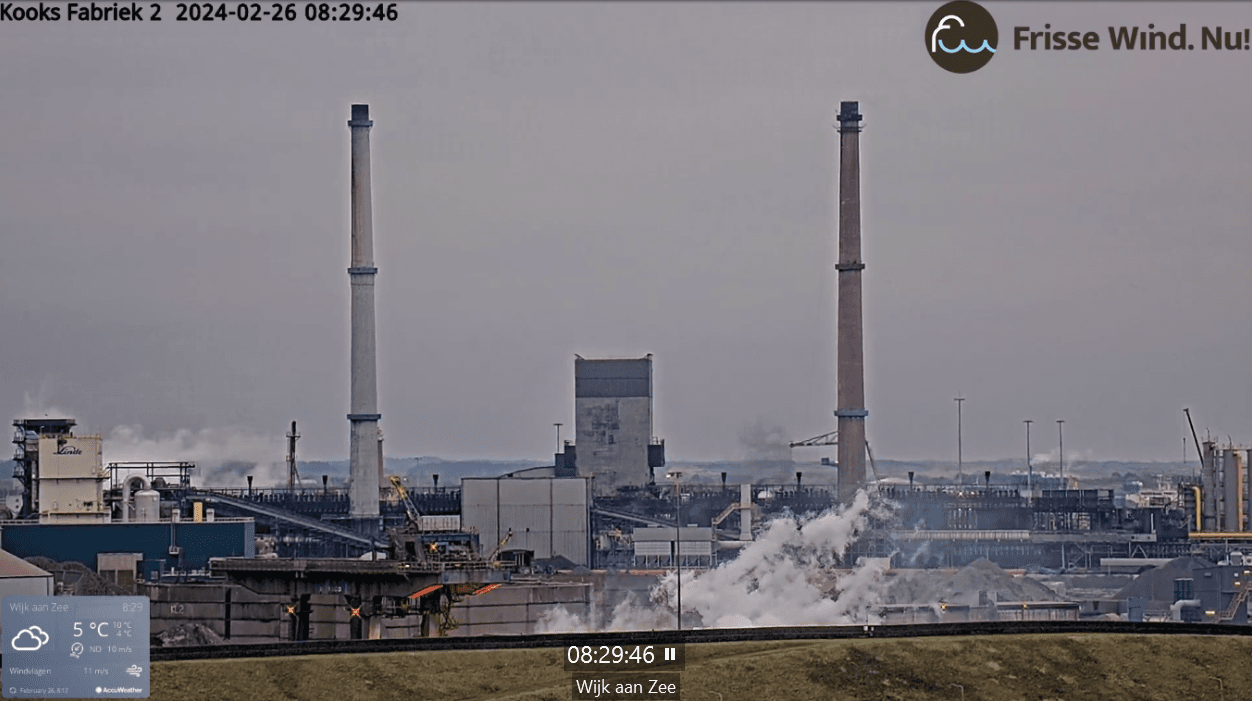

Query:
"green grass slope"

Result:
[[150, 634, 1250, 701]]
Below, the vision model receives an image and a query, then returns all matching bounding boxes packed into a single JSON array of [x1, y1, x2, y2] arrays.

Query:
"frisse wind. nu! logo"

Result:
[[927, 1, 999, 73]]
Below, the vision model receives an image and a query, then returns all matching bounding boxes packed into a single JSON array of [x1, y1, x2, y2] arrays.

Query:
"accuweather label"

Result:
[[2, 597, 150, 698]]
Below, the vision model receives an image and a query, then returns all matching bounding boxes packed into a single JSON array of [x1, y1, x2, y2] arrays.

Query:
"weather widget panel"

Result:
[[2, 596, 149, 698]]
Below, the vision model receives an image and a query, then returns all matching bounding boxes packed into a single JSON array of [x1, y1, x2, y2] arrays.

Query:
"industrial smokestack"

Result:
[[835, 101, 867, 504], [347, 104, 382, 522]]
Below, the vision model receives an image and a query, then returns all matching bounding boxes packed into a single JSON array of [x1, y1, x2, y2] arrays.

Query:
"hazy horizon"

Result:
[[3, 3, 1249, 465]]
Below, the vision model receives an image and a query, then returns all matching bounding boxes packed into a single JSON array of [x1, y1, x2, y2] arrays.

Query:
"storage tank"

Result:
[[134, 490, 160, 523]]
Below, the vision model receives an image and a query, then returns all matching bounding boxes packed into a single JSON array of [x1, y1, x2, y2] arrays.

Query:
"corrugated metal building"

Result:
[[632, 526, 714, 568], [461, 477, 590, 567]]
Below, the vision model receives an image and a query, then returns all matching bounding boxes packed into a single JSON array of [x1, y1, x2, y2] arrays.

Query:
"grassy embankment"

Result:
[[148, 634, 1250, 701]]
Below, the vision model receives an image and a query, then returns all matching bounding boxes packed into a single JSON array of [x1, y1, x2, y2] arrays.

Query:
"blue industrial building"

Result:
[[0, 519, 255, 580]]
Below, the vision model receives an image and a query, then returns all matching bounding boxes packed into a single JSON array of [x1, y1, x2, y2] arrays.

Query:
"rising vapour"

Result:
[[15, 388, 76, 423], [104, 425, 288, 487], [537, 489, 890, 632], [738, 420, 793, 462]]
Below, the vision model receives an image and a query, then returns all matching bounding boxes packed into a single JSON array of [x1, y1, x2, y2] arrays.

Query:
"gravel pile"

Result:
[[155, 624, 225, 647], [883, 558, 1064, 606]]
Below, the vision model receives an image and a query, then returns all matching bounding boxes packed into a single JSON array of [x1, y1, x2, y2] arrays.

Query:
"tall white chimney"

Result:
[[347, 104, 381, 521]]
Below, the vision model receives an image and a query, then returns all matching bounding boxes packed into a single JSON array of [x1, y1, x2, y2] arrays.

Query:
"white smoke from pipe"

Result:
[[537, 490, 890, 633], [15, 389, 76, 423], [1032, 448, 1095, 466], [104, 425, 287, 488]]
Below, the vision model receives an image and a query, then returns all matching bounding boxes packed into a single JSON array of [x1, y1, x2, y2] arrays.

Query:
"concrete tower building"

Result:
[[347, 104, 381, 522], [574, 356, 665, 495], [835, 101, 867, 504]]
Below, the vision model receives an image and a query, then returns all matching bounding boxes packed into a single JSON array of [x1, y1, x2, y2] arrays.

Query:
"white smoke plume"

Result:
[[738, 420, 793, 462], [1032, 448, 1096, 467], [537, 490, 891, 633], [15, 387, 76, 423], [104, 425, 287, 488]]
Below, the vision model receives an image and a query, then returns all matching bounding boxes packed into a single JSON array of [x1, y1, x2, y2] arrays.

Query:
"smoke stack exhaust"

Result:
[[835, 101, 867, 504], [347, 104, 382, 522]]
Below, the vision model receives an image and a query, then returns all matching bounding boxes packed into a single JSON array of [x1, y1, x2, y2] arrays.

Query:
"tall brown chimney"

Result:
[[835, 101, 867, 504]]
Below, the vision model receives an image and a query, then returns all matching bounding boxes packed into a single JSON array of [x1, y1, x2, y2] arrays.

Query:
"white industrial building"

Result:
[[461, 476, 591, 567], [632, 525, 715, 568], [30, 433, 109, 524]]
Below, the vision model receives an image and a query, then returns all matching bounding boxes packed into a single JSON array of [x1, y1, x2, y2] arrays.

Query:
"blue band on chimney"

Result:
[[347, 414, 382, 421], [834, 409, 868, 418]]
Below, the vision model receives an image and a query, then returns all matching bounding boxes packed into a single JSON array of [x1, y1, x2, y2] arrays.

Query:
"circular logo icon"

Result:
[[926, 1, 998, 73]]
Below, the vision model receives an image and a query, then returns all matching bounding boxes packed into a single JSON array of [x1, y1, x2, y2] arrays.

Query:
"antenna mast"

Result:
[[287, 420, 301, 491]]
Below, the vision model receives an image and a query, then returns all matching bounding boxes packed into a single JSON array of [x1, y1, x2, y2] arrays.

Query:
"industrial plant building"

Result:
[[7, 100, 1252, 646]]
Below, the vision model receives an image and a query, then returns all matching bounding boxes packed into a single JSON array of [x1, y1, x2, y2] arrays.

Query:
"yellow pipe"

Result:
[[1192, 485, 1203, 532]]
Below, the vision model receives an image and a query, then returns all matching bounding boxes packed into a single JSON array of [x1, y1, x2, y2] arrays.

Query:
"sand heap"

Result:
[[155, 623, 225, 647], [882, 558, 1064, 606]]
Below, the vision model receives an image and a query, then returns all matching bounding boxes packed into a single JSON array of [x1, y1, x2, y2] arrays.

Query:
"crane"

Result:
[[485, 529, 514, 562], [387, 475, 423, 528], [788, 430, 881, 482]]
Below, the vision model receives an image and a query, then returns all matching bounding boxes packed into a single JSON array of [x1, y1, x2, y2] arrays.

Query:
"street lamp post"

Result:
[[955, 396, 965, 484], [1057, 420, 1065, 485], [1024, 419, 1033, 500], [671, 471, 683, 631]]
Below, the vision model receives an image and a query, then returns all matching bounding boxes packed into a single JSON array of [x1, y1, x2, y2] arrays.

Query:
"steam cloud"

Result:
[[15, 388, 76, 423], [537, 490, 890, 632], [104, 425, 288, 488], [1032, 448, 1095, 466], [738, 420, 792, 462]]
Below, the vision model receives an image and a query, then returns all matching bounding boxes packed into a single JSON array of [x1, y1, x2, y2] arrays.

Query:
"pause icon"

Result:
[[664, 647, 676, 662]]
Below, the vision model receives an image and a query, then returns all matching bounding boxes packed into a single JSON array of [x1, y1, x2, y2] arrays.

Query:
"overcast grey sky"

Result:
[[2, 2, 1249, 466]]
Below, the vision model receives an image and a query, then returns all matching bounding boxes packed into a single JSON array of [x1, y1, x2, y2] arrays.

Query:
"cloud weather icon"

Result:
[[11, 626, 49, 651]]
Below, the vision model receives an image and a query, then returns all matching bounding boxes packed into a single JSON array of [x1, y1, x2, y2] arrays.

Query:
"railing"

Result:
[[0, 517, 254, 525], [190, 487, 460, 499], [890, 530, 1032, 541]]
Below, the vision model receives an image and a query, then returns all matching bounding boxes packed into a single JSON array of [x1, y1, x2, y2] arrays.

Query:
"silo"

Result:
[[134, 490, 160, 523]]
